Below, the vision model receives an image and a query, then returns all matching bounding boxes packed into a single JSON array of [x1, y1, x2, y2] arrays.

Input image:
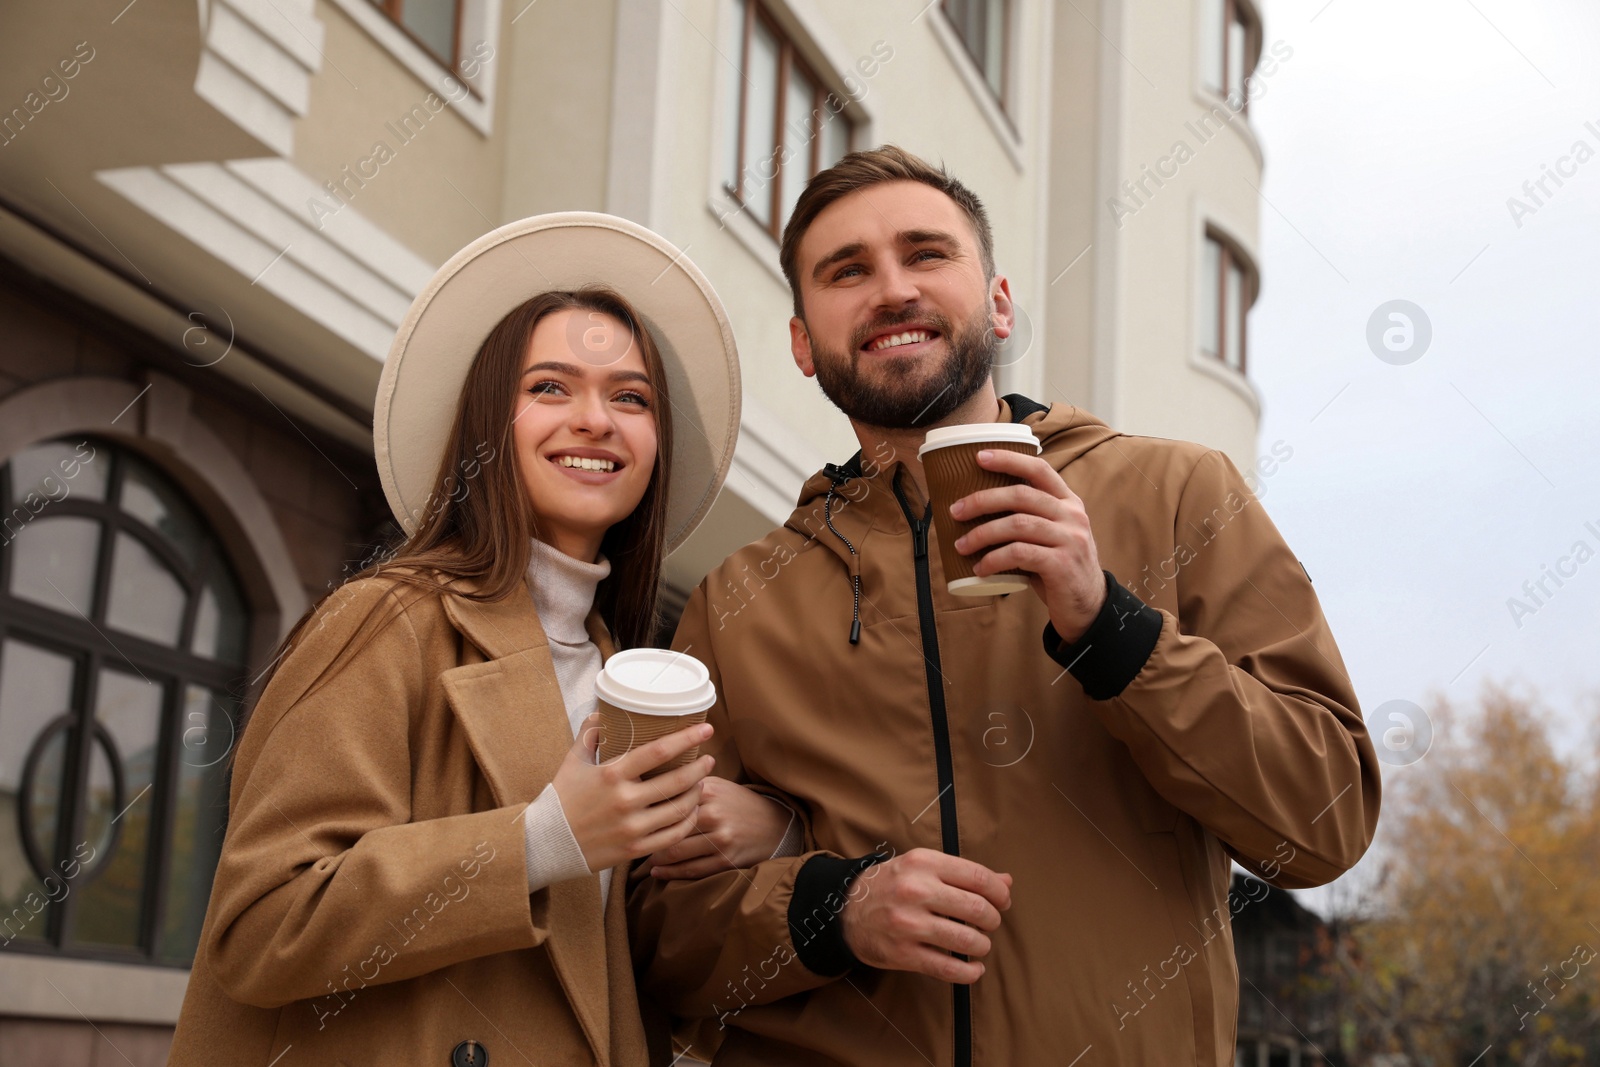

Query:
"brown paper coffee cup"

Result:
[[592, 649, 716, 779], [596, 701, 709, 778], [920, 424, 1043, 596]]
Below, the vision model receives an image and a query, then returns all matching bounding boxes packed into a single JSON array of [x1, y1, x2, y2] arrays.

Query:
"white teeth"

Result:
[[870, 329, 931, 351], [555, 455, 616, 472]]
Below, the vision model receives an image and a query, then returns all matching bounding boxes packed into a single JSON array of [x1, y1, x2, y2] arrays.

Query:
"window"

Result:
[[725, 0, 854, 240], [1200, 0, 1260, 110], [1200, 230, 1254, 375], [0, 439, 248, 966], [1269, 935, 1299, 979], [941, 0, 1010, 107], [368, 0, 464, 77]]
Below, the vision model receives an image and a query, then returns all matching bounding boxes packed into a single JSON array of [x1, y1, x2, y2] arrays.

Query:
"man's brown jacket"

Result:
[[629, 397, 1380, 1066]]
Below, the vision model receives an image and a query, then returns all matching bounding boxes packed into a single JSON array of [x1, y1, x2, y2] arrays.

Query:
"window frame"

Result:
[[1200, 227, 1256, 377], [725, 0, 857, 242], [366, 0, 472, 91], [1204, 0, 1262, 114], [0, 439, 248, 969], [329, 0, 503, 135], [938, 0, 1012, 116]]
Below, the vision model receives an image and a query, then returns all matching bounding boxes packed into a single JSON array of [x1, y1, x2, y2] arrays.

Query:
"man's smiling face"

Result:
[[789, 180, 1012, 430]]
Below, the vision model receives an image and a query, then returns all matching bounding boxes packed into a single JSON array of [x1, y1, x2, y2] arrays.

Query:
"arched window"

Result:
[[0, 437, 248, 966]]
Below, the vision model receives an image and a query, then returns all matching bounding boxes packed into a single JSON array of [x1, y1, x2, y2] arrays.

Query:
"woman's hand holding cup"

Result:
[[552, 714, 715, 872]]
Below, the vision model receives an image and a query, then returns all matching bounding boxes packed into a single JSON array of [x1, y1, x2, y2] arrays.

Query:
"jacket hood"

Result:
[[781, 396, 1122, 643]]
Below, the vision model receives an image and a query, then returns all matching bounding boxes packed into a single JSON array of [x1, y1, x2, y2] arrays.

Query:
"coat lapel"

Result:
[[438, 584, 615, 1067], [582, 617, 653, 1061]]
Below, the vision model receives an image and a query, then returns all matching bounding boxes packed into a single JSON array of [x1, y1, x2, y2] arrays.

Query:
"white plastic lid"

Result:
[[918, 422, 1041, 458], [594, 648, 717, 715]]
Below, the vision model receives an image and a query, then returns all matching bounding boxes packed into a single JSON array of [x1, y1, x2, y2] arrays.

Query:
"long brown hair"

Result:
[[258, 287, 673, 698]]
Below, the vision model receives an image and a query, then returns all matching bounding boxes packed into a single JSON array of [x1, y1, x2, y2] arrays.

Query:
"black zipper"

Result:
[[893, 476, 971, 1067]]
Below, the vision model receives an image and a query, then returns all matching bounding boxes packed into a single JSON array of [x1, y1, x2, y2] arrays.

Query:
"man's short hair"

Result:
[[778, 144, 996, 319]]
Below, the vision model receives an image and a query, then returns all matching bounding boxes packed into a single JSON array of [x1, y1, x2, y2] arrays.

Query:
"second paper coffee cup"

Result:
[[594, 648, 717, 778], [919, 423, 1044, 597]]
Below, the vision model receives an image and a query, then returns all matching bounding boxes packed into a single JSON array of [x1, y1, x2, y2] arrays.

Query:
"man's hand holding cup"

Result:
[[939, 437, 1107, 643]]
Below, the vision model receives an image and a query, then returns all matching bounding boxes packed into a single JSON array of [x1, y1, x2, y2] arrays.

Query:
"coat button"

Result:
[[451, 1040, 489, 1067]]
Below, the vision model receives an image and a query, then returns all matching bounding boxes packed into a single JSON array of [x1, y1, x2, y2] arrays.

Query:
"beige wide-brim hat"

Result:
[[374, 212, 741, 555]]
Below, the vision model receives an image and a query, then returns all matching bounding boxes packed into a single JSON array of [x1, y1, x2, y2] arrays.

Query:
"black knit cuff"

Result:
[[1043, 570, 1163, 700], [786, 852, 888, 978]]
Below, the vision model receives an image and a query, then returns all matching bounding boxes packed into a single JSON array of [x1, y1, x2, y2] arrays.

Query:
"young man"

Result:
[[629, 146, 1379, 1066]]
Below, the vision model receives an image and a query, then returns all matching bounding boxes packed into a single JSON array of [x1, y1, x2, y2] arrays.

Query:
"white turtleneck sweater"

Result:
[[522, 538, 614, 906], [519, 538, 804, 908]]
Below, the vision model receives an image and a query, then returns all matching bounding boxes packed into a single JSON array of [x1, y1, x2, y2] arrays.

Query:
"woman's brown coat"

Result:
[[168, 575, 651, 1066]]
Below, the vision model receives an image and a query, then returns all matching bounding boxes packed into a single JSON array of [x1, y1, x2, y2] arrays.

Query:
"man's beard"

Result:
[[809, 306, 997, 430]]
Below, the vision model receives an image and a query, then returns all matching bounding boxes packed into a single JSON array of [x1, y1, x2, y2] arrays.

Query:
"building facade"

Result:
[[1231, 873, 1351, 1067], [0, 0, 1267, 1056]]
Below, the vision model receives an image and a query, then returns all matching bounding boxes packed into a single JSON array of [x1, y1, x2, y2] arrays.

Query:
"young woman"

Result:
[[169, 215, 795, 1066]]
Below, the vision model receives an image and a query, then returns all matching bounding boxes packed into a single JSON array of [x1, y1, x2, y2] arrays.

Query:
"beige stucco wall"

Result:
[[295, 1, 509, 265], [282, 0, 627, 268], [498, 0, 619, 220], [1102, 0, 1264, 469], [1041, 2, 1103, 416]]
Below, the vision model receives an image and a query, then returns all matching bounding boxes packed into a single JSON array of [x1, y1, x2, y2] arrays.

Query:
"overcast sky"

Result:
[[1246, 0, 1600, 912]]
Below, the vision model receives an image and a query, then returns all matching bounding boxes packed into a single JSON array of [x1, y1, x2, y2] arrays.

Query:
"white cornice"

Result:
[[97, 159, 436, 361], [193, 0, 323, 155], [225, 158, 436, 296]]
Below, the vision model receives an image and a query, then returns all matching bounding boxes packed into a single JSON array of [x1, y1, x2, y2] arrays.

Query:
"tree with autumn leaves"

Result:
[[1333, 685, 1600, 1065]]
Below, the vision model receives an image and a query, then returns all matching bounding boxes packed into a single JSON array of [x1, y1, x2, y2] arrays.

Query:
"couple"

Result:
[[170, 146, 1380, 1066]]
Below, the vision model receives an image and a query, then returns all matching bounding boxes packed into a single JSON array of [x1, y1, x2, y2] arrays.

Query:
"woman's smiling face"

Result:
[[512, 306, 659, 560]]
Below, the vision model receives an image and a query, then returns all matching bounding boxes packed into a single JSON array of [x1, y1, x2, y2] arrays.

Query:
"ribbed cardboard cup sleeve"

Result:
[[923, 439, 1040, 596], [596, 701, 708, 779]]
